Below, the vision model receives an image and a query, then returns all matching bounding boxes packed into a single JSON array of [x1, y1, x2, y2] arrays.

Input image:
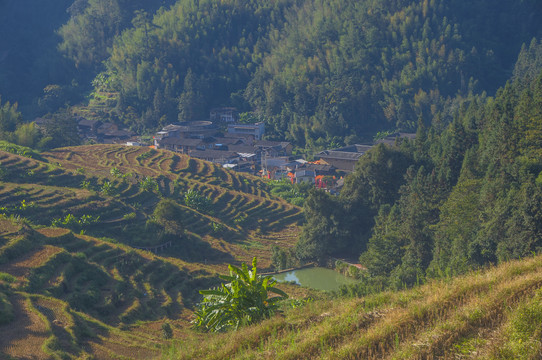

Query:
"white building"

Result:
[[227, 122, 265, 140]]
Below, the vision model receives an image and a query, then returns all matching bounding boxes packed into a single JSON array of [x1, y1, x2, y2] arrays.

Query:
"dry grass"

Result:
[[162, 254, 542, 360], [0, 294, 50, 359]]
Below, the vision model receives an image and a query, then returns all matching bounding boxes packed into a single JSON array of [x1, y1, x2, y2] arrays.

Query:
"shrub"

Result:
[[110, 167, 122, 178], [80, 180, 91, 190], [184, 189, 212, 213], [162, 322, 173, 339], [51, 214, 99, 230], [192, 257, 288, 332], [233, 213, 247, 226], [140, 176, 159, 193], [211, 222, 224, 234], [0, 140, 44, 160], [122, 212, 136, 220], [101, 180, 116, 195], [0, 233, 38, 265], [153, 199, 183, 236], [136, 149, 156, 161], [0, 273, 16, 283]]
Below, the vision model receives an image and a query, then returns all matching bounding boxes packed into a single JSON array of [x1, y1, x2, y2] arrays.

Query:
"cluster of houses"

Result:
[[70, 107, 415, 192], [152, 115, 293, 175], [151, 108, 416, 191], [75, 118, 137, 145]]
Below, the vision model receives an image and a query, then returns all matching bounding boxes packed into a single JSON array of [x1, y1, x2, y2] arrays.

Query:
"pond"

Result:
[[273, 267, 358, 292]]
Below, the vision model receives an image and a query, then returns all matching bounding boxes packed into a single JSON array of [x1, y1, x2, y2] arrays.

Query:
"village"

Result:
[[73, 107, 415, 193]]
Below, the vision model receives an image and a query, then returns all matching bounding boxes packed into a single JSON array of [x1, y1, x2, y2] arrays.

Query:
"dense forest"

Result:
[[298, 39, 542, 290], [1, 0, 542, 150], [2, 2, 542, 357]]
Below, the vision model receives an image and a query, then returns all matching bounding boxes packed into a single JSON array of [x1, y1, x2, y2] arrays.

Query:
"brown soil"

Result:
[[0, 219, 20, 237], [0, 294, 50, 360], [35, 228, 70, 238], [87, 335, 161, 360], [0, 245, 64, 280]]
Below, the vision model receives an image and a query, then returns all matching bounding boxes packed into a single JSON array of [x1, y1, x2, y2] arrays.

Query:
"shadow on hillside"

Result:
[[167, 237, 235, 263]]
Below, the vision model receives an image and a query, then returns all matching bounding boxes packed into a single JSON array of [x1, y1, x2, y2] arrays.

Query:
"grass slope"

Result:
[[163, 254, 542, 360]]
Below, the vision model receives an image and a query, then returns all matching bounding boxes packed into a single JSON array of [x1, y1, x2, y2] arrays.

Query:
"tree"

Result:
[[152, 198, 183, 236], [41, 109, 80, 149], [14, 123, 41, 148], [296, 189, 344, 262], [0, 98, 23, 135], [192, 257, 288, 332], [58, 0, 122, 69], [177, 69, 205, 122]]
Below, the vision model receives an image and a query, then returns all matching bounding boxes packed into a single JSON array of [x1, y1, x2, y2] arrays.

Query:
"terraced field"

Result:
[[0, 144, 308, 358], [0, 144, 303, 270], [0, 218, 215, 359]]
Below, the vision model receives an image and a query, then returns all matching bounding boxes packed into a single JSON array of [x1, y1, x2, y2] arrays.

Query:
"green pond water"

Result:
[[273, 267, 357, 292]]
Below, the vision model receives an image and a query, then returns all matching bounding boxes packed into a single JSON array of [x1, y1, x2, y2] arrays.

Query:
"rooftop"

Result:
[[159, 137, 202, 146], [318, 150, 364, 161]]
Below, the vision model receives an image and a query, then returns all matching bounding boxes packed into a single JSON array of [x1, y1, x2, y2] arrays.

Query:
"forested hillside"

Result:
[[299, 40, 542, 290], [2, 0, 542, 150], [1, 1, 542, 358]]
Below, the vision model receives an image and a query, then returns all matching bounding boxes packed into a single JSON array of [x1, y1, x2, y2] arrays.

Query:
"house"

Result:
[[228, 145, 262, 160], [375, 132, 416, 146], [33, 117, 49, 128], [77, 118, 102, 137], [254, 140, 293, 156], [97, 122, 118, 135], [223, 132, 256, 144], [270, 161, 299, 180], [227, 122, 265, 140], [210, 107, 238, 123], [154, 121, 218, 147], [175, 121, 218, 139], [155, 124, 182, 143], [318, 151, 363, 172], [317, 144, 373, 172], [234, 153, 258, 173], [263, 156, 291, 169], [297, 163, 335, 176], [211, 137, 247, 147], [100, 129, 136, 144], [157, 137, 203, 153], [295, 169, 316, 184], [198, 136, 245, 150]]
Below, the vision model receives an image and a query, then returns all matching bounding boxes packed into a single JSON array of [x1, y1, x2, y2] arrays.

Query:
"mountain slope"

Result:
[[164, 253, 542, 359], [0, 144, 302, 271], [0, 218, 213, 359]]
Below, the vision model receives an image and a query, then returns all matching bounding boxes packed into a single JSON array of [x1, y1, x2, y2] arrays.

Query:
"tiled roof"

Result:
[[159, 137, 202, 146], [318, 151, 364, 161]]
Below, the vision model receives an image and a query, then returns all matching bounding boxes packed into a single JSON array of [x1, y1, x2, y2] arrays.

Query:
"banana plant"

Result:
[[192, 257, 288, 332]]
